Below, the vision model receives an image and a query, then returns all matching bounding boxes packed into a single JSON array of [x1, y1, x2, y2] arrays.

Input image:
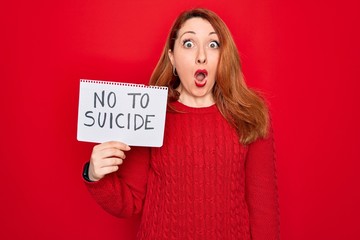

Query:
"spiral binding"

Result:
[[80, 79, 168, 90]]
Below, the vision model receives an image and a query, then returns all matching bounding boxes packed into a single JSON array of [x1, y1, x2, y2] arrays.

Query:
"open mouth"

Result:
[[194, 69, 208, 87]]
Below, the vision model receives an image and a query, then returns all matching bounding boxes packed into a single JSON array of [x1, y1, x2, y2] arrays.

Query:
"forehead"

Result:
[[178, 17, 216, 36]]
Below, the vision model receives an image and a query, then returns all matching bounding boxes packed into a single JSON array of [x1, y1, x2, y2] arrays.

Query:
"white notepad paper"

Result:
[[77, 79, 168, 147]]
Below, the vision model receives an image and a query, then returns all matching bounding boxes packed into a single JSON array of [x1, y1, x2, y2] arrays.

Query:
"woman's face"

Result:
[[168, 17, 220, 107]]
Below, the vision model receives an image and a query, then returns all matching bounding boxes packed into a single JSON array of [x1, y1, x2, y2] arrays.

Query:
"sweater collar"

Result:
[[169, 100, 218, 114]]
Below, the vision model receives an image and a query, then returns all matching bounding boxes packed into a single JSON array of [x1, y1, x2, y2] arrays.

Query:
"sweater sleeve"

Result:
[[245, 126, 280, 240], [83, 146, 150, 218]]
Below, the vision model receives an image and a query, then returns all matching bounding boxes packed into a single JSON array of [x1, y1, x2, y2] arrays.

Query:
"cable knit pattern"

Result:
[[84, 101, 279, 240]]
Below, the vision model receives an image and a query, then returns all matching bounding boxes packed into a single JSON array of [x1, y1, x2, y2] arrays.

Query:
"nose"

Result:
[[196, 47, 207, 64]]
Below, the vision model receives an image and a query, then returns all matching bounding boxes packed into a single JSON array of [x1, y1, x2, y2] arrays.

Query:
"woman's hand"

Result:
[[88, 141, 131, 181]]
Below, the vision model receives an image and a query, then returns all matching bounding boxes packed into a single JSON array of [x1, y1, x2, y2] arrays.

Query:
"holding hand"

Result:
[[88, 141, 131, 181]]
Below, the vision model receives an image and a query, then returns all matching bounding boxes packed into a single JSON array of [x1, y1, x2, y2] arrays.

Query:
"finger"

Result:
[[92, 157, 123, 170], [97, 148, 127, 160], [100, 157, 124, 167], [93, 141, 131, 152], [99, 165, 120, 175], [91, 165, 120, 181]]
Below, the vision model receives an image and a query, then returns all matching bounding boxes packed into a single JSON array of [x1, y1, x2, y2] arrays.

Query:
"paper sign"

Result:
[[77, 79, 168, 147]]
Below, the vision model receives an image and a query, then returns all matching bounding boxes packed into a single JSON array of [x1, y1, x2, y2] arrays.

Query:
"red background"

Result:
[[1, 0, 359, 239]]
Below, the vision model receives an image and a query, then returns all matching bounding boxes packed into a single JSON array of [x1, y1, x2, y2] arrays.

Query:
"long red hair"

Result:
[[149, 8, 269, 144]]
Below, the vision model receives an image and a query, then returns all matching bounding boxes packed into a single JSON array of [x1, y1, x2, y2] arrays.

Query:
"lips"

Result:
[[194, 69, 208, 87]]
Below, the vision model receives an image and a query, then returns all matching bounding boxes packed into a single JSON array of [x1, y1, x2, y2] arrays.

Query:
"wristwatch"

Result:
[[82, 162, 93, 182]]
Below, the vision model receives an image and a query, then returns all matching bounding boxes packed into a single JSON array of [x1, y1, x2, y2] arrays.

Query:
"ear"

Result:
[[168, 49, 175, 66]]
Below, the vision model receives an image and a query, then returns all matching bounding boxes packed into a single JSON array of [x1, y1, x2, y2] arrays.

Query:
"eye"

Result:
[[183, 39, 195, 48], [209, 41, 220, 49]]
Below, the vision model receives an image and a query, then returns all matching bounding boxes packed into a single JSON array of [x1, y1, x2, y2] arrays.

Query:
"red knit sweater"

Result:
[[85, 101, 279, 239]]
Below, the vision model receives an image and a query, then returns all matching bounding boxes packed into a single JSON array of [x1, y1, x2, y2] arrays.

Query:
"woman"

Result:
[[83, 8, 279, 239]]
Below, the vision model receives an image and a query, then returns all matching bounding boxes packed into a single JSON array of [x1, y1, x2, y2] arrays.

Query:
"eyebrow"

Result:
[[179, 31, 217, 38]]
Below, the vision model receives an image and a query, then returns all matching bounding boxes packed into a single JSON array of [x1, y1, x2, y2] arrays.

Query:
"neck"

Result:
[[178, 94, 215, 108]]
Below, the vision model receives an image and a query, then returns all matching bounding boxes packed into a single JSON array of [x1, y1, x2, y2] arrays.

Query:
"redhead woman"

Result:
[[83, 8, 280, 239]]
